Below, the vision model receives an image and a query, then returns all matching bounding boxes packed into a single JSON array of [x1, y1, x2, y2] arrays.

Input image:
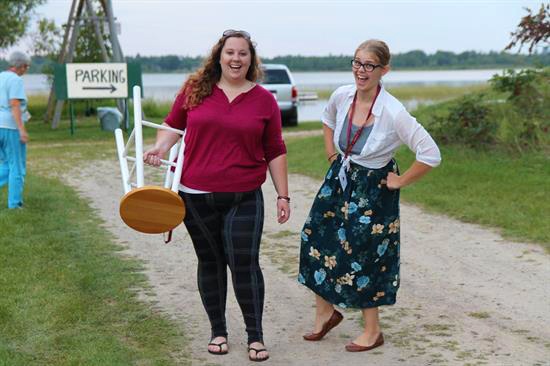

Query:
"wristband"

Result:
[[277, 196, 291, 202], [327, 152, 338, 162]]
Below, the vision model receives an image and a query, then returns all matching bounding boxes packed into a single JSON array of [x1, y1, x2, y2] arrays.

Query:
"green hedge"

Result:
[[415, 67, 549, 152]]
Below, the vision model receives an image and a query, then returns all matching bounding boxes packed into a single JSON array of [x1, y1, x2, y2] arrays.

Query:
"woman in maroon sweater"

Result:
[[144, 30, 289, 362]]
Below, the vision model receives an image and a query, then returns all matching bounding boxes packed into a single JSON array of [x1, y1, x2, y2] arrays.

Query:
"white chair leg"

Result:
[[171, 136, 185, 193], [115, 128, 131, 194], [133, 85, 145, 188], [164, 140, 180, 189]]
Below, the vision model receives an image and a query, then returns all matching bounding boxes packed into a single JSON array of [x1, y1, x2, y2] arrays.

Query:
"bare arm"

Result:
[[323, 125, 338, 163], [268, 154, 290, 224], [386, 160, 432, 190], [143, 123, 181, 166], [10, 99, 28, 143]]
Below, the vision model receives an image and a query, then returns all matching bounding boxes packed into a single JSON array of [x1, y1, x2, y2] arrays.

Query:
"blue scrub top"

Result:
[[0, 70, 28, 130]]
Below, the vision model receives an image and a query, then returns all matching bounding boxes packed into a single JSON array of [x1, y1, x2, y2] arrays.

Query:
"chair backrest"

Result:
[[114, 85, 186, 234]]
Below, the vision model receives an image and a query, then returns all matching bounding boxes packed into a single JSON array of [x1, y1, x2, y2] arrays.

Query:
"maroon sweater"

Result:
[[165, 84, 287, 192]]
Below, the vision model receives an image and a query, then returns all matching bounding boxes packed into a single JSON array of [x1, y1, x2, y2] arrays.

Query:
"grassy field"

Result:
[[285, 134, 550, 250], [0, 116, 194, 364], [0, 175, 189, 365], [305, 84, 488, 101]]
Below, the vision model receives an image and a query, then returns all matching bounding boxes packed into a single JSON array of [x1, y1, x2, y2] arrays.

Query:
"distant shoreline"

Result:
[[22, 65, 540, 75], [6, 50, 547, 74]]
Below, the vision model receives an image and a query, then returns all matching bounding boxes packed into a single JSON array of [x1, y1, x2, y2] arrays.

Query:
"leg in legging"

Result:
[[182, 193, 228, 340], [222, 189, 265, 345]]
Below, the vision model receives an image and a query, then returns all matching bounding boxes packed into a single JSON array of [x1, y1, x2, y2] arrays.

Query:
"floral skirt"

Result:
[[298, 157, 400, 309]]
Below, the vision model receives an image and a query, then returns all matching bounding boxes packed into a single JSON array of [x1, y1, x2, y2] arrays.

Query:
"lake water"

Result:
[[23, 69, 505, 122]]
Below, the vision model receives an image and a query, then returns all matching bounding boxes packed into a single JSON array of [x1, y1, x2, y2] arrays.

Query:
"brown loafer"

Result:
[[303, 309, 344, 341], [345, 333, 384, 352]]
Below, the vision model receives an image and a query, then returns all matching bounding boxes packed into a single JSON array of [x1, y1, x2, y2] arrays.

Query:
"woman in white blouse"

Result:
[[298, 39, 441, 352]]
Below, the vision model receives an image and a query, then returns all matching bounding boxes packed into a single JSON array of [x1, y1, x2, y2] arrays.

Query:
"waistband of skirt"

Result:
[[334, 155, 397, 172]]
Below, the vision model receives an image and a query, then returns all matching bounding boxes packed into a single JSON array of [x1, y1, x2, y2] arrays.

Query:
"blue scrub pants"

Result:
[[0, 128, 26, 209]]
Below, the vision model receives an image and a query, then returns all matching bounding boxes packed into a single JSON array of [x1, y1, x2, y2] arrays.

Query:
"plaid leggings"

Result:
[[180, 189, 265, 344]]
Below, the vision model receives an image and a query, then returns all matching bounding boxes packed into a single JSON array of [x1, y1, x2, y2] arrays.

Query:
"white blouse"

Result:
[[323, 84, 441, 169]]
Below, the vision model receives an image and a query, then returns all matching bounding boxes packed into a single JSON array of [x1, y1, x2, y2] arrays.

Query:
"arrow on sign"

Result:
[[82, 84, 117, 93]]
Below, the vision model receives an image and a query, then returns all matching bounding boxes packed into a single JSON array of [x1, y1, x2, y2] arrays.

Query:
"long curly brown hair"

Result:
[[179, 34, 263, 109]]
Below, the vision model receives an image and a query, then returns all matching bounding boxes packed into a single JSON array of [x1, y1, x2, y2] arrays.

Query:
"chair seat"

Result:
[[119, 186, 185, 234]]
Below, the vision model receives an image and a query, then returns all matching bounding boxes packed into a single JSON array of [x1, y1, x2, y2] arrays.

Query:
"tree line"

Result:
[[1, 49, 548, 74], [267, 50, 549, 71]]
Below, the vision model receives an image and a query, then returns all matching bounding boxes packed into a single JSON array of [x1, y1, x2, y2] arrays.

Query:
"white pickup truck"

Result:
[[260, 64, 298, 126]]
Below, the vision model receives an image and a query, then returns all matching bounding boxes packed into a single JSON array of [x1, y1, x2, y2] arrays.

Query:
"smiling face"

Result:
[[352, 49, 389, 92], [219, 37, 252, 83]]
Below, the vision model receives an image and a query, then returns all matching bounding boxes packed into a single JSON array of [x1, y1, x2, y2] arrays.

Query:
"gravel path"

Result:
[[66, 161, 550, 366]]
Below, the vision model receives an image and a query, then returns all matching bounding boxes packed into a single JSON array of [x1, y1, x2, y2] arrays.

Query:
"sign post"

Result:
[[54, 62, 142, 134]]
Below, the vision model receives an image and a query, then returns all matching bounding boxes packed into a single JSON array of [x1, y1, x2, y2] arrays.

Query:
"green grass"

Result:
[[386, 84, 488, 101], [305, 84, 489, 101], [283, 121, 323, 131], [26, 115, 163, 144], [0, 176, 189, 365], [286, 135, 550, 249], [28, 95, 172, 121]]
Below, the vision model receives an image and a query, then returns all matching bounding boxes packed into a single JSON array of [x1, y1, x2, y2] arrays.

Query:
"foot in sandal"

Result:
[[207, 336, 228, 355], [248, 341, 269, 362]]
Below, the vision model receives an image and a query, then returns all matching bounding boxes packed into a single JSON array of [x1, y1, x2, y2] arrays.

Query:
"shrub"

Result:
[[491, 68, 549, 119], [432, 94, 496, 146], [417, 67, 549, 152], [490, 68, 550, 148], [140, 99, 171, 118]]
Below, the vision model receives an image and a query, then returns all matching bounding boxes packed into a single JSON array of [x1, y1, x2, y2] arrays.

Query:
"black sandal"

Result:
[[207, 338, 228, 355], [248, 345, 269, 362]]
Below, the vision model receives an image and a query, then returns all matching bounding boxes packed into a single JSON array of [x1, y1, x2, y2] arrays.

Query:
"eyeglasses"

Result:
[[222, 29, 251, 40], [351, 59, 382, 72]]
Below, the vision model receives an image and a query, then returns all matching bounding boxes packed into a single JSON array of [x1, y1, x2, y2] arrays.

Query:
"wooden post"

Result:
[[102, 0, 127, 123], [103, 0, 123, 62], [44, 0, 78, 123], [85, 0, 109, 62], [51, 0, 84, 129]]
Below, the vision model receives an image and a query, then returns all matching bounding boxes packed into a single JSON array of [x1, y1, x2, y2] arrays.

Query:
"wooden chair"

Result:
[[114, 86, 185, 234]]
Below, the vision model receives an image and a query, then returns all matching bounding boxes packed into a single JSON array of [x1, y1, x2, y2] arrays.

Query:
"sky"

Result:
[[5, 0, 546, 58]]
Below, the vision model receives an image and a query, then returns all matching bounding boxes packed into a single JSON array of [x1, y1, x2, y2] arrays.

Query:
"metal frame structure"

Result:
[[45, 0, 125, 128]]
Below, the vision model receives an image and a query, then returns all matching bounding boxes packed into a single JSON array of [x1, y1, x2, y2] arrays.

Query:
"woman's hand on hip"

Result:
[[143, 147, 164, 167], [386, 172, 402, 190], [276, 198, 290, 224]]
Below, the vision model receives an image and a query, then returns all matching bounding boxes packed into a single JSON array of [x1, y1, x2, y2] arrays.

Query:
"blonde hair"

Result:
[[179, 34, 263, 109], [355, 39, 391, 66]]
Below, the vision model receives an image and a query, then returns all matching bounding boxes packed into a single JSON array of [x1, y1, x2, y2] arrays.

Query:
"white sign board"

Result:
[[66, 63, 128, 99]]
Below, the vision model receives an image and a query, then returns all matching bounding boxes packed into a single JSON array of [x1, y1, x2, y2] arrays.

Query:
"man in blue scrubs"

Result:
[[0, 51, 31, 209]]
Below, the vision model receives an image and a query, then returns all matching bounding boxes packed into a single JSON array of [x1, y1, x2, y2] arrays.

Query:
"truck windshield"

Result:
[[262, 69, 291, 84]]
